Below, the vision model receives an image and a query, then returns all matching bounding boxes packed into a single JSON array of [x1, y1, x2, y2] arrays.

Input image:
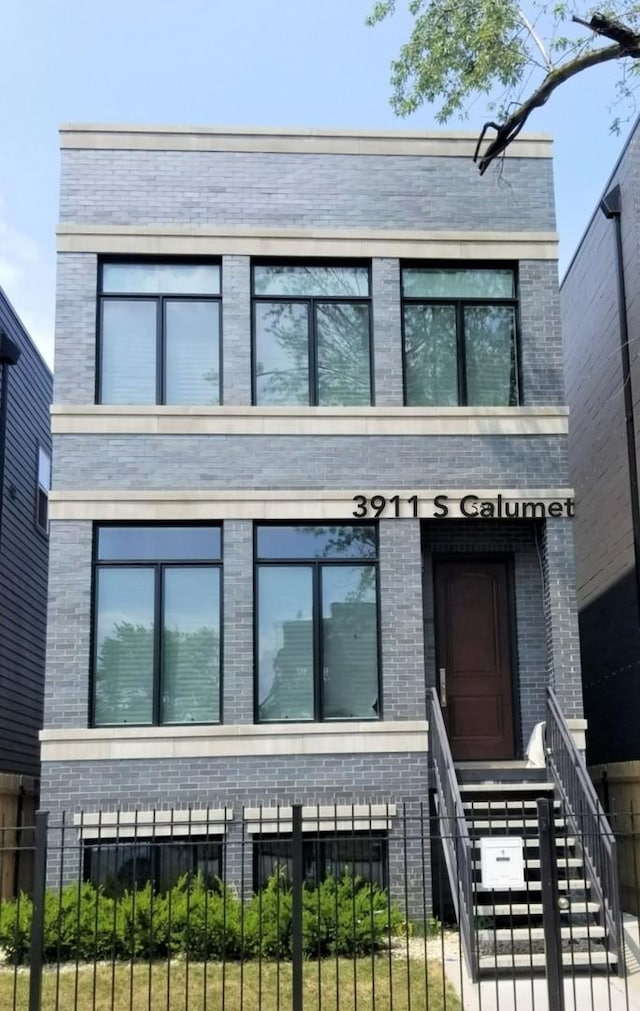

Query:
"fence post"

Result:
[[291, 804, 303, 1011], [28, 810, 48, 1011], [538, 797, 565, 1011]]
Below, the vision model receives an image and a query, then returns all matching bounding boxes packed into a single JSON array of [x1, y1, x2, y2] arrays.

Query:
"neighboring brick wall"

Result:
[[562, 191, 633, 610], [561, 119, 640, 762]]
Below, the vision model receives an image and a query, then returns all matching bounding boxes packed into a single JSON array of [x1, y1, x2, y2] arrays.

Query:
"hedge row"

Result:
[[0, 872, 404, 964]]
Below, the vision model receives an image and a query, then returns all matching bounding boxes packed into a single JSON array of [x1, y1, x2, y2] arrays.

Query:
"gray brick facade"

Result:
[[51, 433, 568, 490], [59, 150, 555, 232], [44, 126, 582, 915]]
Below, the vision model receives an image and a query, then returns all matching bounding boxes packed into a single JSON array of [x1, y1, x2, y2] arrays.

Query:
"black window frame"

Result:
[[96, 257, 223, 406], [401, 261, 521, 407], [84, 835, 224, 897], [35, 441, 51, 536], [252, 831, 388, 892], [251, 259, 374, 406], [90, 522, 223, 728], [253, 523, 382, 724]]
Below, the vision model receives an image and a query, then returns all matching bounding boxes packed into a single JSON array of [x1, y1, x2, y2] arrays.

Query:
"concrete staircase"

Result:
[[456, 762, 619, 976]]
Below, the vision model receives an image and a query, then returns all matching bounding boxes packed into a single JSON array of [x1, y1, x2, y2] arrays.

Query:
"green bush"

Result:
[[0, 871, 403, 965], [244, 871, 293, 958], [320, 873, 402, 956], [0, 891, 33, 963], [166, 875, 242, 960]]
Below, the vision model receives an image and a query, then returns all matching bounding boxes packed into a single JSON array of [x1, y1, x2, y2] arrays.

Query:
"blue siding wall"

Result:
[[0, 289, 52, 777]]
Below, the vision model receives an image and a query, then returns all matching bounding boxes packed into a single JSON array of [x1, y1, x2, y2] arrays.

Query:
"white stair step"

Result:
[[476, 878, 590, 892], [474, 901, 600, 916], [482, 926, 606, 942], [465, 804, 558, 812], [456, 761, 531, 770], [471, 835, 576, 848], [464, 799, 560, 811], [473, 857, 583, 870], [522, 836, 575, 848], [462, 782, 555, 794], [478, 951, 615, 970], [469, 817, 566, 830]]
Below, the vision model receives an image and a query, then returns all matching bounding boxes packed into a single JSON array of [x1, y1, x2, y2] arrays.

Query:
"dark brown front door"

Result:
[[434, 559, 515, 761]]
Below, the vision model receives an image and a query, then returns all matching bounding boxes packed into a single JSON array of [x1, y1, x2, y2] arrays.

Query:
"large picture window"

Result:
[[92, 526, 222, 726], [85, 838, 223, 898], [402, 266, 519, 407], [252, 264, 372, 406], [255, 525, 380, 722], [253, 833, 387, 891], [98, 261, 221, 405]]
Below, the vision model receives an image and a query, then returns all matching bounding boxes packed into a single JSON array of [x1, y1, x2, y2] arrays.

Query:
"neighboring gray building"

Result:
[[42, 124, 585, 912], [561, 117, 640, 768], [0, 287, 52, 824]]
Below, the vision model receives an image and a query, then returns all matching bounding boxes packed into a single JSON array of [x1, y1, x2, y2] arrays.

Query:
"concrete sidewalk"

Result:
[[443, 915, 640, 1011]]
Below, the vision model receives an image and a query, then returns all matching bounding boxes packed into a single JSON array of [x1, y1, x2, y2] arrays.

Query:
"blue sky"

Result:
[[0, 0, 633, 368]]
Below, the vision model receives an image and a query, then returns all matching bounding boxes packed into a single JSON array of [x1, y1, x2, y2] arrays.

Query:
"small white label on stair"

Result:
[[480, 836, 525, 889]]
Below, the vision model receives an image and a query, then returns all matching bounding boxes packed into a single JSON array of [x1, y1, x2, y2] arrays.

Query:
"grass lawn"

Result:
[[0, 956, 461, 1010]]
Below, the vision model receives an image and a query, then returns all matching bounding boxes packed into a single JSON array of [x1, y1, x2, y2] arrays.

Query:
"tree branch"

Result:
[[518, 7, 552, 71], [474, 38, 639, 174]]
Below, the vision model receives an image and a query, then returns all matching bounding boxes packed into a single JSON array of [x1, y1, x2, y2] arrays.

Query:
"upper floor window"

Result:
[[36, 445, 51, 534], [255, 524, 380, 722], [252, 264, 372, 406], [92, 525, 222, 727], [402, 266, 519, 407], [98, 262, 221, 405]]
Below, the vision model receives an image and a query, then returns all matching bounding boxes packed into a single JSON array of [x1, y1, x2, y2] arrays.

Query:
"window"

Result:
[[85, 838, 222, 897], [255, 525, 380, 722], [402, 266, 519, 406], [92, 526, 222, 726], [253, 833, 387, 891], [36, 445, 51, 533], [252, 263, 372, 406], [98, 261, 221, 405]]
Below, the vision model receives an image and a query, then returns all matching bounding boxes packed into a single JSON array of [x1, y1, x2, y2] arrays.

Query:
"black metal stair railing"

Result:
[[546, 687, 624, 975], [428, 687, 478, 981]]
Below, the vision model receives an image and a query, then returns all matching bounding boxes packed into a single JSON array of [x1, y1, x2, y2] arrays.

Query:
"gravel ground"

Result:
[[390, 929, 462, 964]]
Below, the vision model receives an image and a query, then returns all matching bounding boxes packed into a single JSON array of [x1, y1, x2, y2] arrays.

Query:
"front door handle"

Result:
[[439, 667, 447, 707]]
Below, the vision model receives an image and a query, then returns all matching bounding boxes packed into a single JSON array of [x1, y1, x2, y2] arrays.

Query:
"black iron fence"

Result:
[[0, 801, 639, 1010], [547, 689, 624, 971]]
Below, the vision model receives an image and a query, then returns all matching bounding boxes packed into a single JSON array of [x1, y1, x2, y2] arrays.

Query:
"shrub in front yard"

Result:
[[0, 871, 402, 965]]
